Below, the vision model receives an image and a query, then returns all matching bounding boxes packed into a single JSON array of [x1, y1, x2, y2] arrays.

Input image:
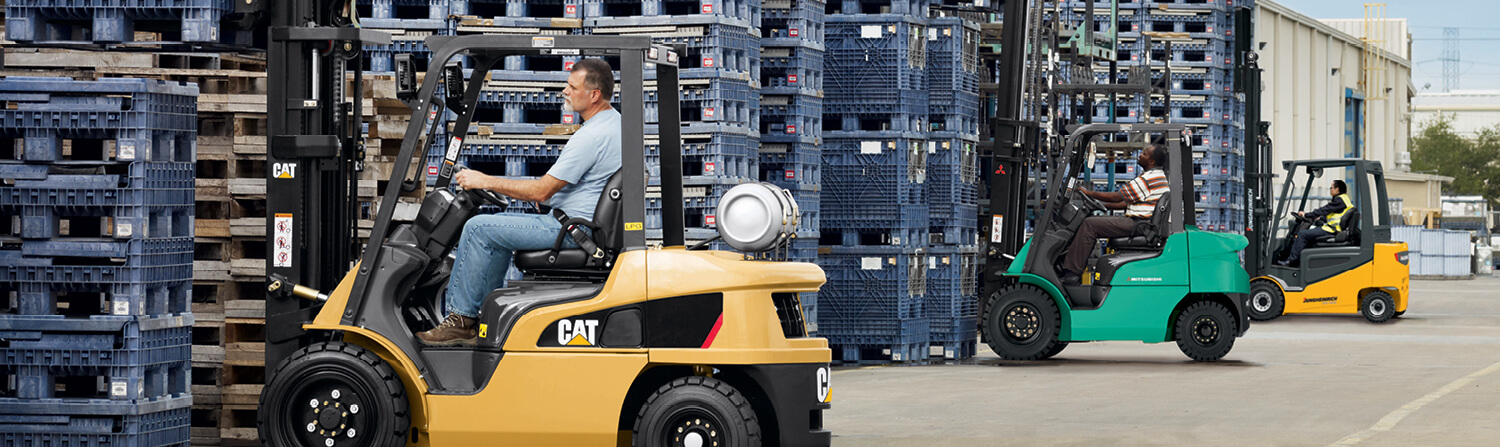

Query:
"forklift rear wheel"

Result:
[[1362, 291, 1396, 323], [1246, 281, 1284, 321], [258, 342, 410, 447], [982, 285, 1063, 361], [633, 376, 761, 447], [1175, 301, 1236, 362]]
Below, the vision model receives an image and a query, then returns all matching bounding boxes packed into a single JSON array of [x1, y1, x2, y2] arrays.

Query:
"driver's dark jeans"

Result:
[[1062, 216, 1141, 276], [1285, 227, 1332, 264]]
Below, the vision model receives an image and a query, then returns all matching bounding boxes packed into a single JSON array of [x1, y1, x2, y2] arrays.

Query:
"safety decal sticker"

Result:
[[273, 214, 293, 268]]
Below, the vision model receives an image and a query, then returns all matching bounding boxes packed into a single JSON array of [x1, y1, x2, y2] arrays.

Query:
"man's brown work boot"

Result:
[[416, 314, 477, 346]]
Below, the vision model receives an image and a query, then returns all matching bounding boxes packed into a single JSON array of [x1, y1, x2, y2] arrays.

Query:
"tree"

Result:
[[1410, 116, 1500, 202]]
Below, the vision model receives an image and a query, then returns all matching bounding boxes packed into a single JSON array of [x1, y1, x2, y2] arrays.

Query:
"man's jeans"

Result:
[[444, 213, 578, 318]]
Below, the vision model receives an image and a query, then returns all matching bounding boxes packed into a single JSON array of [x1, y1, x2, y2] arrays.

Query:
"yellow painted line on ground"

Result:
[[1328, 360, 1500, 446]]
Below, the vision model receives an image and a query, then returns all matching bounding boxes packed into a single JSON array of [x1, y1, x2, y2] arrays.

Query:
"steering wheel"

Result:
[[1073, 188, 1107, 213], [464, 188, 509, 212]]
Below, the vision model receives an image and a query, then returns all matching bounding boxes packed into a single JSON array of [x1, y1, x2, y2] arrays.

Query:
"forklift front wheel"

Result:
[[258, 341, 410, 447], [982, 285, 1063, 361], [632, 376, 762, 447], [1246, 280, 1285, 321], [1362, 291, 1396, 324]]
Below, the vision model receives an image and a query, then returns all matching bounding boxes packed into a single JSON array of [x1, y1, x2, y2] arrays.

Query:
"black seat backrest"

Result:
[[592, 170, 625, 252], [1336, 207, 1360, 243], [1137, 195, 1172, 242]]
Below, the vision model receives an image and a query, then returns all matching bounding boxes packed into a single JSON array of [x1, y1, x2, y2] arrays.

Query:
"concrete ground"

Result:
[[825, 276, 1500, 446]]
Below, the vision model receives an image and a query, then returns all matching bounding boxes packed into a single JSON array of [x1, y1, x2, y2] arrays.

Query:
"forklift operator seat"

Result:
[[512, 170, 625, 277], [1314, 206, 1360, 247], [1108, 194, 1173, 251]]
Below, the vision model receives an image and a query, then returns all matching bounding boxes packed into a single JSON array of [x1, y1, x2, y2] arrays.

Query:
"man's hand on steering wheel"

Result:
[[1073, 186, 1107, 211], [454, 167, 509, 211]]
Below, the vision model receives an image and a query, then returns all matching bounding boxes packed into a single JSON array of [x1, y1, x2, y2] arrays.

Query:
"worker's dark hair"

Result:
[[1147, 144, 1168, 169], [1332, 180, 1347, 195], [571, 58, 615, 103]]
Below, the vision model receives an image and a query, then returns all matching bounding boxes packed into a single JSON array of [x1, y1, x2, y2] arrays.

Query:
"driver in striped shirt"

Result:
[[1061, 144, 1170, 285]]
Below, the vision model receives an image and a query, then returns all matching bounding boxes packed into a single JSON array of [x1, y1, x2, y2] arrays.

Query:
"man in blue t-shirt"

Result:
[[417, 59, 622, 346]]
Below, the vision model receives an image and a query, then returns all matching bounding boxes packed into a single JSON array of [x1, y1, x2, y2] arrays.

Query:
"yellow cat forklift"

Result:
[[1245, 159, 1409, 323], [261, 29, 831, 446]]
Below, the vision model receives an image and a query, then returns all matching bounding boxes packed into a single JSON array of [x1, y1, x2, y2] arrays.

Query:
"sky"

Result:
[[1269, 0, 1500, 93]]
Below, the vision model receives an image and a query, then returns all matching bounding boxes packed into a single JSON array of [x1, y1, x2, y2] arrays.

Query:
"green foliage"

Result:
[[1410, 115, 1500, 201]]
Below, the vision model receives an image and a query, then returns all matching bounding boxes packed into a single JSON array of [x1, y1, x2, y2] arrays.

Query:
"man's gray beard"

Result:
[[562, 99, 576, 114]]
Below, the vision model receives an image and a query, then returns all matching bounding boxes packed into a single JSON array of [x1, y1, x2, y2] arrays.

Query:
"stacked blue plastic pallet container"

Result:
[[585, 0, 764, 247], [760, 0, 825, 331], [1072, 0, 1250, 233], [817, 0, 981, 363], [0, 77, 197, 445]]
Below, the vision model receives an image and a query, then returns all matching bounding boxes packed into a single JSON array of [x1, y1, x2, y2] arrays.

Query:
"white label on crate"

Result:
[[116, 222, 133, 238], [113, 300, 130, 316], [928, 28, 938, 40], [274, 213, 294, 268], [111, 380, 128, 397], [861, 257, 882, 270], [928, 141, 937, 154], [991, 215, 1004, 243], [119, 141, 136, 160], [860, 141, 882, 154], [531, 37, 555, 48], [929, 257, 937, 269], [861, 26, 883, 39]]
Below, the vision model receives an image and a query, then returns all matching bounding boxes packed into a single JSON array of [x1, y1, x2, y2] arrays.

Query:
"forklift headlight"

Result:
[[716, 183, 800, 253]]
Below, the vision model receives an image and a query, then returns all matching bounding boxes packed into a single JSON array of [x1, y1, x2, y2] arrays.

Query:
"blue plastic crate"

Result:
[[816, 246, 928, 346], [1141, 7, 1234, 40], [825, 15, 930, 94], [587, 21, 761, 77], [760, 92, 822, 144], [758, 143, 820, 188], [1142, 0, 1238, 12], [0, 162, 194, 240], [821, 132, 929, 234], [761, 0, 826, 48], [5, 0, 232, 45], [0, 78, 198, 164], [929, 90, 980, 136], [1193, 152, 1243, 181], [1165, 68, 1235, 96], [1195, 208, 1246, 234], [364, 36, 446, 73], [584, 0, 761, 29], [357, 0, 448, 19], [0, 314, 190, 369], [1132, 40, 1234, 70], [449, 0, 584, 18], [926, 16, 981, 86], [436, 130, 759, 185], [825, 0, 929, 15], [823, 91, 928, 132], [924, 245, 978, 315], [1143, 96, 1240, 125], [0, 406, 189, 447], [926, 135, 979, 220], [761, 45, 824, 94], [0, 276, 191, 317]]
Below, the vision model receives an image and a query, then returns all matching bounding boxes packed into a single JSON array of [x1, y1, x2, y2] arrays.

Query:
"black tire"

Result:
[[1246, 280, 1285, 321], [258, 342, 409, 447], [1362, 291, 1396, 323], [1394, 310, 1406, 318], [981, 285, 1063, 360], [1175, 301, 1237, 362], [1039, 341, 1070, 360], [633, 376, 761, 447]]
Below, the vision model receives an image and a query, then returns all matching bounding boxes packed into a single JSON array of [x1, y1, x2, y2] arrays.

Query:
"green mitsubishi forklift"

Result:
[[980, 123, 1251, 362]]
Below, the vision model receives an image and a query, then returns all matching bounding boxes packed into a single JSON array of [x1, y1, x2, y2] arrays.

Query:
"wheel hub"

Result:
[[1370, 300, 1386, 315], [1252, 292, 1272, 312], [671, 416, 720, 447], [1193, 317, 1219, 345], [294, 384, 363, 446], [1005, 305, 1039, 341], [318, 407, 343, 430]]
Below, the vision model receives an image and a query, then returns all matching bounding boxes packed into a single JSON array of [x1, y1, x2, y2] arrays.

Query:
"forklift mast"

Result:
[[1237, 5, 1273, 277], [264, 0, 392, 367], [981, 0, 1041, 293]]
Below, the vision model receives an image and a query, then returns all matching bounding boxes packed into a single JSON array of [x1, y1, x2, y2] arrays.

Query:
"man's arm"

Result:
[[1304, 197, 1348, 220], [455, 169, 570, 203], [1081, 188, 1129, 203]]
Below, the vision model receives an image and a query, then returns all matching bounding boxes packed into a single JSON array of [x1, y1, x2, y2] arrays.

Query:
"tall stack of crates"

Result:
[[585, 0, 764, 245], [923, 13, 980, 359], [817, 1, 982, 363], [761, 0, 826, 329], [1070, 0, 1250, 233], [0, 77, 197, 446]]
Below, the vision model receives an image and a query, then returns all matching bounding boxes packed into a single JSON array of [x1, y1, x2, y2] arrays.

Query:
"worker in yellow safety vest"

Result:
[[1278, 180, 1353, 267]]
